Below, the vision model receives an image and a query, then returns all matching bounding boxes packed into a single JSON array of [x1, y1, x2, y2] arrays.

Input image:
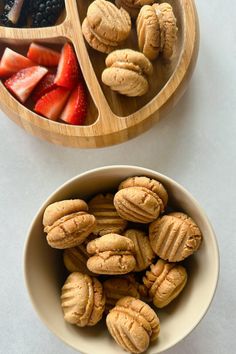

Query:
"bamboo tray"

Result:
[[0, 0, 199, 148]]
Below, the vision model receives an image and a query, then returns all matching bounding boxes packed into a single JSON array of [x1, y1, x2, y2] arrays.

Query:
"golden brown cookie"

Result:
[[136, 3, 177, 60], [87, 233, 136, 274], [82, 0, 131, 53], [82, 18, 117, 54], [106, 296, 160, 353], [103, 275, 140, 312], [119, 176, 168, 207], [114, 185, 164, 223], [153, 3, 178, 59], [136, 5, 160, 60], [102, 49, 153, 97], [63, 243, 96, 276], [106, 49, 153, 76], [149, 212, 202, 262], [110, 60, 143, 74], [44, 211, 96, 249], [43, 199, 88, 227], [124, 229, 155, 271], [87, 0, 131, 42], [143, 259, 187, 308], [102, 67, 149, 96], [61, 272, 105, 327], [116, 0, 155, 19], [88, 193, 127, 236]]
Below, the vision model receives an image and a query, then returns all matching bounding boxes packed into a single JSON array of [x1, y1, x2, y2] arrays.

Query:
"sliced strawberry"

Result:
[[31, 73, 57, 102], [27, 43, 61, 67], [0, 48, 35, 78], [54, 43, 80, 90], [5, 66, 48, 103], [61, 82, 87, 125], [34, 87, 70, 121]]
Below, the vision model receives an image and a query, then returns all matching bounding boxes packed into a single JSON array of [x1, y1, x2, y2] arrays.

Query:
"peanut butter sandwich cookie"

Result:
[[143, 259, 187, 308], [88, 193, 127, 236], [61, 272, 105, 327], [43, 199, 88, 226], [153, 3, 178, 59], [116, 0, 155, 19], [102, 49, 153, 96], [114, 176, 168, 223], [106, 296, 160, 353], [103, 275, 140, 312], [119, 176, 168, 206], [43, 199, 96, 249], [87, 233, 136, 274], [124, 229, 155, 271], [137, 3, 178, 60], [82, 0, 131, 53], [149, 212, 202, 262]]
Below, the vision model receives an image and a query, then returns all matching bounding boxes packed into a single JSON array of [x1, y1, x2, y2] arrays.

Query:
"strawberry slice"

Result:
[[27, 43, 61, 67], [0, 48, 35, 78], [31, 73, 57, 102], [5, 66, 48, 103], [34, 87, 70, 121], [54, 43, 80, 90], [61, 82, 87, 125]]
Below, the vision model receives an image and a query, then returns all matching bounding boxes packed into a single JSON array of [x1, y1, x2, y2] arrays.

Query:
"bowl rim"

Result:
[[23, 165, 220, 354]]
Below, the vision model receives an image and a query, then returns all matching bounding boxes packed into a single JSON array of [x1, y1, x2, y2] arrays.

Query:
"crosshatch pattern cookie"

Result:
[[61, 272, 105, 327], [124, 229, 155, 271], [86, 233, 136, 274], [143, 259, 187, 308], [102, 49, 153, 96], [82, 0, 131, 53], [43, 200, 96, 249], [106, 296, 160, 354], [88, 193, 127, 236], [103, 275, 140, 312], [149, 212, 202, 262]]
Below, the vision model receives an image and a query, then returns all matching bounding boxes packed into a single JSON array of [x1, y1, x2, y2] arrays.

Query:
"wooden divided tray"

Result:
[[0, 0, 199, 148]]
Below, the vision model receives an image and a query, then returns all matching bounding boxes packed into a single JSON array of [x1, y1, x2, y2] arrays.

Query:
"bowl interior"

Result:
[[24, 166, 219, 354]]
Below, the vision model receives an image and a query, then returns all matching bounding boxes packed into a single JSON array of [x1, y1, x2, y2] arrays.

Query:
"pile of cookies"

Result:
[[43, 176, 202, 354], [81, 0, 178, 97]]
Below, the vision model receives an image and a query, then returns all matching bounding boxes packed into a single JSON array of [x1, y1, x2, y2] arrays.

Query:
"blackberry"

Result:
[[30, 0, 65, 27], [0, 0, 29, 27]]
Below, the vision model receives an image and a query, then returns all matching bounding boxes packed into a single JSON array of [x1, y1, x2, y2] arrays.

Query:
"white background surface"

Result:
[[0, 1, 236, 353]]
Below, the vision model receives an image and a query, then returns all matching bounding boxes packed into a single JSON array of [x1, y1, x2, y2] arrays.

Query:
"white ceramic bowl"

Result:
[[24, 166, 219, 354]]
